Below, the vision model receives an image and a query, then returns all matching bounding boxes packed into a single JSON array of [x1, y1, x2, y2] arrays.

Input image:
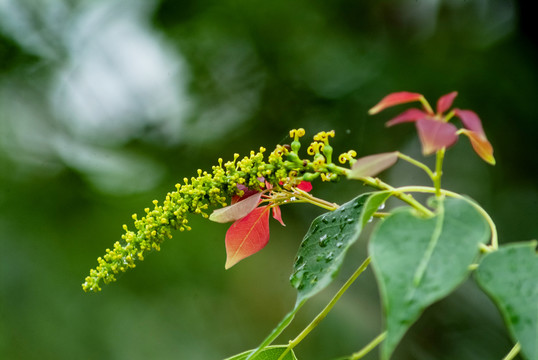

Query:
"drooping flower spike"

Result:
[[369, 91, 495, 164]]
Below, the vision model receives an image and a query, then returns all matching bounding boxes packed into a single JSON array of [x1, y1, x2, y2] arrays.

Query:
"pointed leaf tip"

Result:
[[272, 205, 286, 226], [460, 129, 495, 165], [348, 152, 399, 179], [436, 91, 458, 114], [369, 92, 424, 115], [225, 206, 271, 269], [416, 119, 458, 155]]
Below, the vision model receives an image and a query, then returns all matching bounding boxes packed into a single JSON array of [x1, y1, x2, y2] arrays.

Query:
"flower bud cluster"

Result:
[[83, 129, 356, 292]]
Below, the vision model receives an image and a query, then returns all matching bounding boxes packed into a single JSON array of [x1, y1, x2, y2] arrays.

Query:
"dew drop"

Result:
[[325, 252, 334, 262], [295, 255, 304, 265], [321, 217, 330, 224], [378, 203, 385, 210], [319, 234, 329, 247], [290, 270, 305, 289], [367, 216, 373, 223], [336, 241, 344, 248]]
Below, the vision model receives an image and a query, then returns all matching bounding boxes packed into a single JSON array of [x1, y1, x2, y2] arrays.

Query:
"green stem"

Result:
[[333, 163, 434, 217], [396, 152, 435, 181], [365, 178, 434, 217], [502, 342, 521, 360], [294, 188, 340, 211], [349, 331, 387, 360], [419, 96, 434, 115], [394, 186, 498, 250], [433, 148, 445, 197], [277, 257, 372, 360]]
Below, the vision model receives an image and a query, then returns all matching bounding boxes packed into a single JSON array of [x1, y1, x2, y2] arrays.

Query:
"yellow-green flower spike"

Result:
[[82, 129, 355, 292]]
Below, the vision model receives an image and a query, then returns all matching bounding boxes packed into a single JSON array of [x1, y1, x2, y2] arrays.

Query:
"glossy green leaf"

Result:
[[475, 241, 538, 360], [245, 191, 391, 360], [225, 345, 297, 360], [291, 191, 391, 303], [369, 197, 490, 360]]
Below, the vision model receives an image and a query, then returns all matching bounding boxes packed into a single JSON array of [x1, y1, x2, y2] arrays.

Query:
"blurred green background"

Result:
[[1, 0, 536, 359]]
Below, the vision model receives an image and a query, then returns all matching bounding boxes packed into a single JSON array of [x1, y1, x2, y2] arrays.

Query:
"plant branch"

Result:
[[433, 148, 445, 197], [277, 257, 372, 360], [396, 152, 435, 181], [502, 342, 521, 360], [349, 331, 387, 360]]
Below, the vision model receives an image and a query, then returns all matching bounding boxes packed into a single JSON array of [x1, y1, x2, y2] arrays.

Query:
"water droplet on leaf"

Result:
[[319, 234, 329, 247]]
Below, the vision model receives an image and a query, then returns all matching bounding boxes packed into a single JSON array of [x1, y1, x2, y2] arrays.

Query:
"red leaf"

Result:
[[210, 192, 263, 223], [297, 181, 313, 192], [416, 119, 458, 155], [231, 188, 261, 205], [460, 129, 496, 165], [385, 108, 430, 127], [272, 205, 286, 226], [436, 92, 458, 114], [454, 109, 486, 137], [348, 152, 399, 178], [225, 206, 271, 269], [368, 92, 424, 115]]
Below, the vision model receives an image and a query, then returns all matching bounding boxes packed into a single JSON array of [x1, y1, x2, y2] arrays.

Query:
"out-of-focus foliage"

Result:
[[0, 0, 535, 359]]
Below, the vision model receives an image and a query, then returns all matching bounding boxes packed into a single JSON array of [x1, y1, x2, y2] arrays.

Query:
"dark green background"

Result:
[[1, 0, 536, 359]]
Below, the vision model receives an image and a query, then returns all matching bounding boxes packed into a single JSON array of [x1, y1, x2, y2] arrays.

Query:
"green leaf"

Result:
[[245, 191, 391, 360], [291, 191, 391, 303], [225, 345, 297, 360], [369, 197, 490, 360], [475, 241, 538, 360]]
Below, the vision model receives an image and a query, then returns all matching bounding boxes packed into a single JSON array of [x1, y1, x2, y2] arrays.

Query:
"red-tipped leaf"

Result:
[[436, 92, 458, 114], [460, 129, 496, 165], [454, 109, 486, 137], [225, 206, 271, 269], [385, 108, 430, 127], [369, 92, 424, 115], [272, 205, 286, 226], [210, 192, 263, 223], [348, 152, 399, 179], [416, 119, 458, 155]]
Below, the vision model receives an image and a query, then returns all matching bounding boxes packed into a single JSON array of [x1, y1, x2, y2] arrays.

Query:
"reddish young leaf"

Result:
[[385, 108, 430, 127], [460, 129, 496, 165], [454, 109, 486, 137], [348, 152, 399, 179], [231, 187, 261, 205], [297, 181, 313, 192], [210, 192, 263, 223], [416, 119, 458, 155], [369, 92, 424, 115], [225, 206, 271, 269], [272, 205, 286, 226], [436, 91, 458, 114]]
